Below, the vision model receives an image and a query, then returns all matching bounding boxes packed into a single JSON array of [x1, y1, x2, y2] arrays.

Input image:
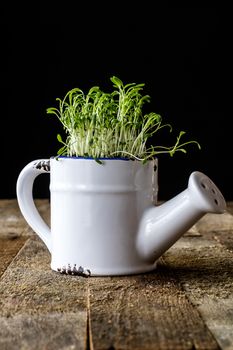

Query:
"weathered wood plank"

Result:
[[0, 199, 50, 278], [0, 199, 50, 238], [0, 199, 28, 238], [0, 313, 87, 350], [0, 236, 28, 278], [88, 210, 233, 350], [226, 202, 233, 215], [214, 230, 233, 252], [194, 211, 233, 234], [0, 199, 28, 277], [88, 270, 219, 350], [163, 213, 233, 350], [0, 237, 88, 349], [1, 199, 233, 349]]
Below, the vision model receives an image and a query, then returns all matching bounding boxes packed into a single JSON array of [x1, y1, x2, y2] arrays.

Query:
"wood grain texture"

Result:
[[0, 199, 50, 278], [0, 236, 28, 278], [88, 271, 219, 350], [163, 212, 233, 350], [0, 313, 87, 350], [1, 200, 233, 350], [0, 199, 50, 237], [0, 199, 28, 278], [0, 237, 88, 349], [226, 202, 233, 215]]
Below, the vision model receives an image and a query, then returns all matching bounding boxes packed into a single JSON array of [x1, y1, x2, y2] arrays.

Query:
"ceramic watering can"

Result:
[[16, 157, 226, 276]]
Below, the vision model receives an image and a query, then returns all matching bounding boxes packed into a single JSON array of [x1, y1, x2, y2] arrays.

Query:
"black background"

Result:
[[1, 5, 232, 201]]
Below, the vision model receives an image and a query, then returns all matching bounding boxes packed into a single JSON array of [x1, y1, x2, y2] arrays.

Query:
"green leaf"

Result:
[[57, 134, 63, 143], [46, 76, 201, 160], [57, 145, 66, 155]]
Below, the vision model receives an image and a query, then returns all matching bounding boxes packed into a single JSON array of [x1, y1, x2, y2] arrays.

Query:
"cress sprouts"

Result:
[[46, 76, 200, 162]]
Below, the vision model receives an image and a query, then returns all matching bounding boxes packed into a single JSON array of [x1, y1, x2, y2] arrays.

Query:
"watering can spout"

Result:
[[137, 171, 226, 262]]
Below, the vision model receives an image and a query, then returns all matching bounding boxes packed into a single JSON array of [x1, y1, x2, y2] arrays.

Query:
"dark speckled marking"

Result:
[[34, 160, 50, 172], [57, 264, 91, 277]]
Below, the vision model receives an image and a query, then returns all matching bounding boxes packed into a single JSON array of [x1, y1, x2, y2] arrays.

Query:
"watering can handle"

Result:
[[16, 159, 51, 252]]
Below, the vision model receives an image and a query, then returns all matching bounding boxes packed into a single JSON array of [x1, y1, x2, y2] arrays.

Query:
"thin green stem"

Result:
[[47, 76, 200, 161]]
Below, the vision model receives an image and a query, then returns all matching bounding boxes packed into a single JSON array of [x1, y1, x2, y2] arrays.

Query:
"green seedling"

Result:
[[47, 76, 200, 162]]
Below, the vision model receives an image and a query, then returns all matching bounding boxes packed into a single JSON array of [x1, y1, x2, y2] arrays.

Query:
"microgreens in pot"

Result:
[[46, 76, 200, 162]]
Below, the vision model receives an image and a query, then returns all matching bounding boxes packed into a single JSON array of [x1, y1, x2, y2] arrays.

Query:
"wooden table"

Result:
[[0, 199, 233, 350]]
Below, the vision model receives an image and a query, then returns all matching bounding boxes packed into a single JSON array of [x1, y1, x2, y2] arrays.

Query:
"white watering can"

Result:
[[16, 157, 226, 276]]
